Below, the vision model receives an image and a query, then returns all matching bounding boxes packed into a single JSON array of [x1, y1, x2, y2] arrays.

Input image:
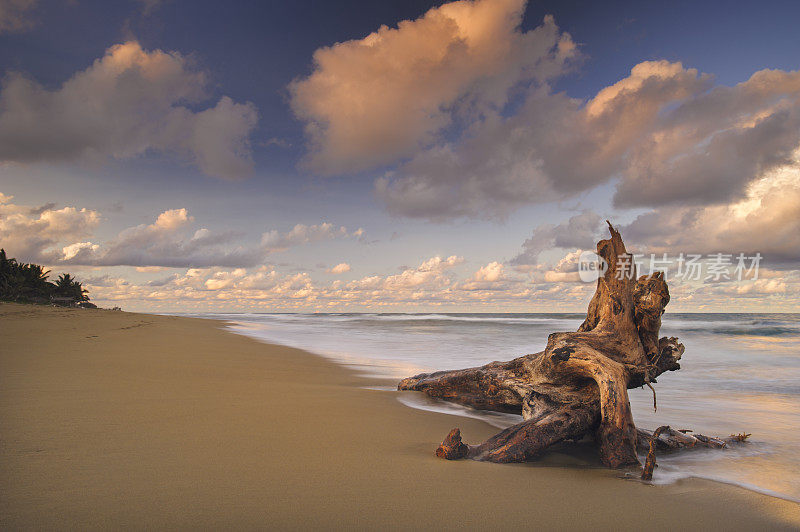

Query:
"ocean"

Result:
[[181, 312, 800, 502]]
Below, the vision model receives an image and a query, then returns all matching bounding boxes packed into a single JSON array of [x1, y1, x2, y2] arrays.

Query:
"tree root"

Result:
[[399, 223, 747, 480], [641, 426, 669, 480]]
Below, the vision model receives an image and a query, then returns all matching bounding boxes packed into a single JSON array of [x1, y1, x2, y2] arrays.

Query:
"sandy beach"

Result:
[[1, 303, 798, 530]]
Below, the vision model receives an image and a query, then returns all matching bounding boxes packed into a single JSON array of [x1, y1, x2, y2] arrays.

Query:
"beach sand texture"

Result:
[[1, 303, 798, 530]]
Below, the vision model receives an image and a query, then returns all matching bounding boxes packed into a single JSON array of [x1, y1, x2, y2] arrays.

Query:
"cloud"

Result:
[[59, 208, 263, 268], [154, 208, 193, 230], [510, 212, 602, 265], [290, 0, 577, 174], [84, 255, 472, 309], [327, 262, 351, 274], [0, 193, 100, 262], [84, 257, 799, 312], [1, 194, 364, 268], [376, 59, 800, 219], [622, 152, 800, 265], [473, 261, 504, 282], [502, 153, 800, 291], [508, 154, 800, 272], [614, 68, 800, 208], [337, 255, 465, 296], [28, 202, 57, 216], [190, 96, 259, 178], [80, 274, 120, 288], [261, 222, 359, 252], [291, 2, 799, 221], [76, 245, 798, 312], [375, 255, 464, 290], [457, 261, 528, 291], [62, 241, 100, 260], [542, 250, 583, 283], [0, 0, 37, 33], [67, 213, 362, 268], [0, 41, 258, 179], [77, 249, 613, 312]]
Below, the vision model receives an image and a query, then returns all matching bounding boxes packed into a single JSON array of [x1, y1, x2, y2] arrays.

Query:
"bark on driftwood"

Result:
[[641, 426, 670, 481], [399, 222, 687, 469], [638, 427, 749, 480]]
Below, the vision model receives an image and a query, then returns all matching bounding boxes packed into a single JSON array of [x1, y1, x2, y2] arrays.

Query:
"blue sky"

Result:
[[1, 0, 798, 312]]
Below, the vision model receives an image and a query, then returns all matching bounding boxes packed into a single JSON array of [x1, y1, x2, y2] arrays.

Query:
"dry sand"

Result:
[[1, 303, 798, 530]]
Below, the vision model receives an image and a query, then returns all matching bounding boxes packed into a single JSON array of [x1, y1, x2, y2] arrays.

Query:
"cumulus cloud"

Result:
[[622, 152, 800, 265], [369, 255, 464, 291], [504, 153, 800, 292], [473, 261, 504, 282], [75, 244, 796, 312], [327, 262, 351, 274], [291, 1, 800, 220], [190, 96, 258, 178], [77, 249, 615, 313], [261, 223, 362, 252], [331, 255, 465, 300], [542, 250, 584, 283], [506, 153, 800, 274], [1, 194, 362, 268], [615, 68, 800, 207], [62, 241, 100, 260], [457, 261, 528, 291], [262, 223, 344, 251], [154, 208, 193, 230], [510, 211, 602, 265], [28, 202, 57, 216], [0, 41, 258, 179], [59, 207, 263, 268], [66, 215, 362, 268], [85, 257, 799, 312], [377, 59, 800, 219], [0, 193, 100, 262], [86, 255, 472, 309], [0, 0, 37, 33], [290, 0, 577, 174]]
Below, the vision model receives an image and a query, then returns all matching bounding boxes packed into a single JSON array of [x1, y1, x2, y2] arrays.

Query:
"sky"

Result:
[[0, 0, 798, 313]]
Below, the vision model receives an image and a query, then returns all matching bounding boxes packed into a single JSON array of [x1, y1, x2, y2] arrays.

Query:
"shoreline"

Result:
[[2, 303, 798, 529], [220, 315, 800, 506]]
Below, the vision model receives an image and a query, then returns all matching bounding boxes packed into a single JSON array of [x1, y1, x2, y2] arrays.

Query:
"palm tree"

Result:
[[53, 273, 89, 302], [0, 250, 89, 304], [0, 250, 51, 301]]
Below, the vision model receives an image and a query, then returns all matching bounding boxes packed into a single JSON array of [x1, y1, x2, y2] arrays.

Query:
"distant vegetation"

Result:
[[0, 249, 94, 307]]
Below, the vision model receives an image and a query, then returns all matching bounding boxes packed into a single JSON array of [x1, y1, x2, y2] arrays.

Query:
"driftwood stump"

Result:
[[399, 222, 685, 468]]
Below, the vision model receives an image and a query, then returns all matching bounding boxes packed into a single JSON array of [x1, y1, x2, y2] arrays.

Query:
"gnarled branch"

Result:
[[400, 224, 687, 468]]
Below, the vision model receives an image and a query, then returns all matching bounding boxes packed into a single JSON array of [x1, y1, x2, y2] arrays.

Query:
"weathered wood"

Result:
[[436, 428, 470, 459], [638, 427, 750, 480], [399, 223, 686, 468], [641, 425, 670, 480], [635, 428, 743, 452]]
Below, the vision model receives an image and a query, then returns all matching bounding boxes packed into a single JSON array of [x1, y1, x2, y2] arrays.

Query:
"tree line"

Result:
[[0, 249, 93, 306]]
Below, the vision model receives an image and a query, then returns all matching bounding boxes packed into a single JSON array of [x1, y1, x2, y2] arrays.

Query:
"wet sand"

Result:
[[1, 303, 798, 529]]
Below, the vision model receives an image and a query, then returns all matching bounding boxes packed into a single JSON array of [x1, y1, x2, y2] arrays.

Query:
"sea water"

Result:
[[181, 312, 800, 502]]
